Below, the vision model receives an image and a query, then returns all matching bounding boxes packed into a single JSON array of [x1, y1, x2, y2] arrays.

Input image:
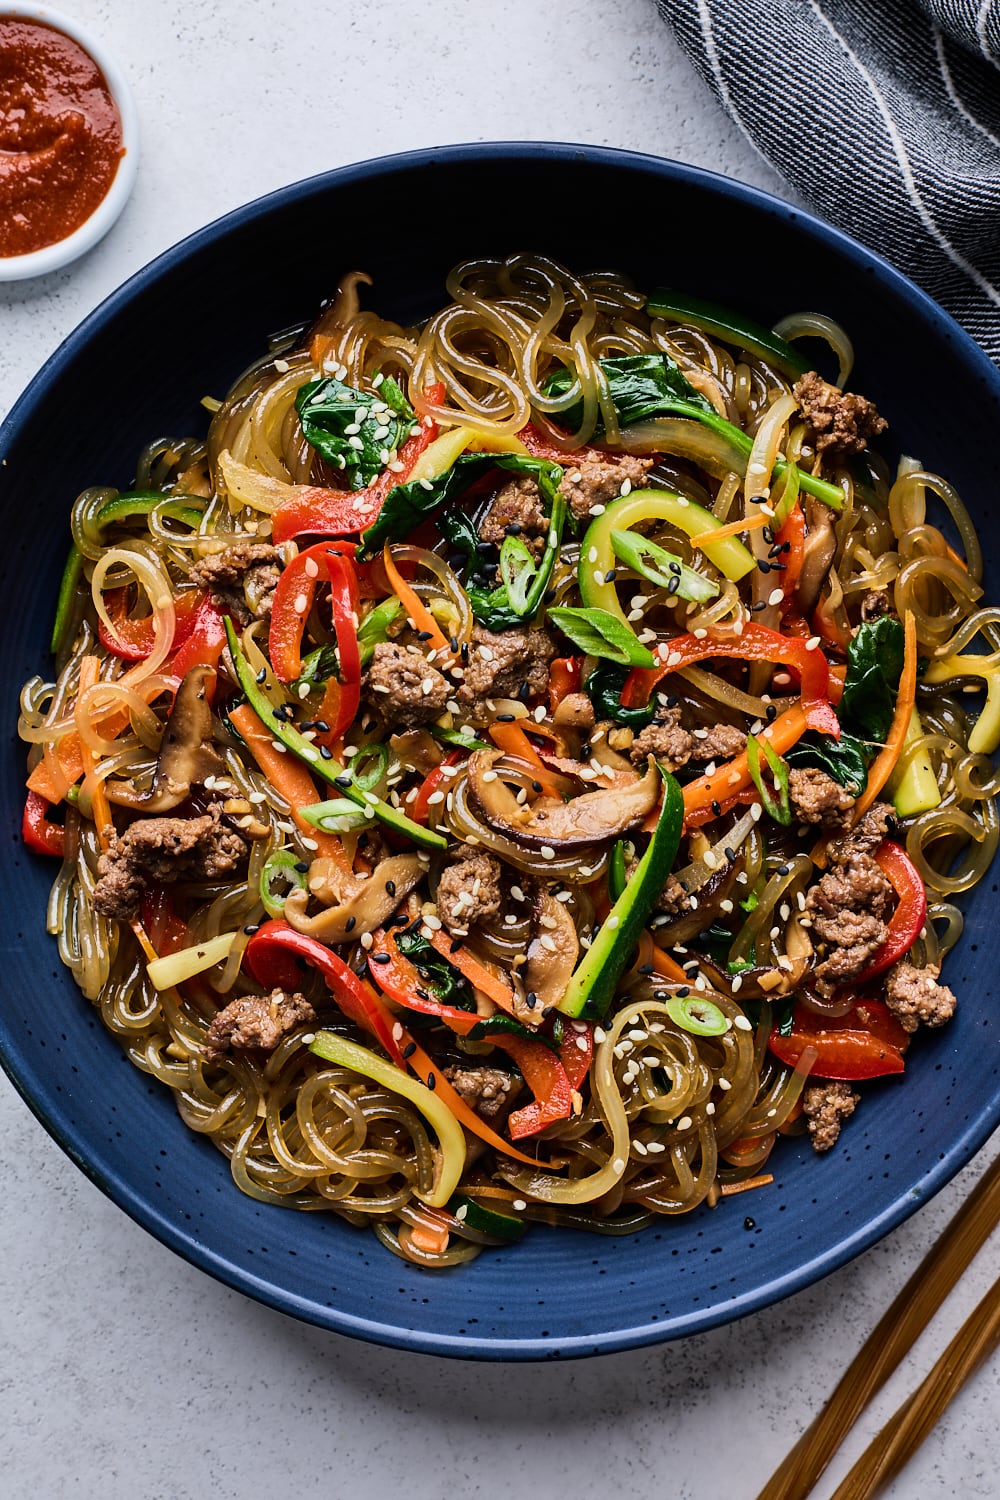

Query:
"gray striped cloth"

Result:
[[657, 0, 1000, 363]]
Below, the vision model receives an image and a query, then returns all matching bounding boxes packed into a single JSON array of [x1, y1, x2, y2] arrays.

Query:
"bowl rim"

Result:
[[3, 140, 1000, 1359], [0, 1, 139, 281]]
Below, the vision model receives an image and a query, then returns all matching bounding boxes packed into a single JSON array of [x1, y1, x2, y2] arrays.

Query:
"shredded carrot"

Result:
[[719, 1173, 775, 1198], [687, 511, 770, 550], [407, 1215, 451, 1255], [852, 610, 917, 820], [228, 702, 352, 870], [636, 930, 689, 984], [487, 720, 564, 799], [426, 927, 524, 1017], [27, 703, 132, 804], [679, 704, 810, 827], [381, 542, 451, 654], [403, 1024, 539, 1166]]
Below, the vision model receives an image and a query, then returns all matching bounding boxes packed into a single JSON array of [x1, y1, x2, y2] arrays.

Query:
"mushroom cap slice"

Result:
[[106, 664, 224, 812], [283, 853, 425, 943], [525, 887, 579, 1015], [466, 749, 660, 850]]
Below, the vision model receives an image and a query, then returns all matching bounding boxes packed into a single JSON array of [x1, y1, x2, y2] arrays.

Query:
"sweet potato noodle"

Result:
[[19, 255, 998, 1267]]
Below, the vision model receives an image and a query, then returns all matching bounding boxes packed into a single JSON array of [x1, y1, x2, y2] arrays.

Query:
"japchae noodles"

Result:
[[19, 255, 997, 1266]]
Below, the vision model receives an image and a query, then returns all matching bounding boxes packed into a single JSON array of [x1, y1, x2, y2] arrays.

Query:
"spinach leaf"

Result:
[[544, 353, 716, 432], [396, 929, 476, 1010], [359, 451, 563, 557], [295, 375, 414, 490], [432, 461, 567, 631], [785, 730, 869, 796], [584, 662, 656, 728], [548, 605, 657, 668], [839, 617, 905, 743]]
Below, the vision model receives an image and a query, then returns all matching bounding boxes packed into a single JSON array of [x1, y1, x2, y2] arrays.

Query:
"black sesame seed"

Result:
[[676, 986, 690, 998], [345, 916, 356, 933], [532, 780, 543, 793], [768, 543, 784, 558], [370, 953, 391, 964], [604, 568, 616, 583], [668, 561, 682, 575], [725, 847, 737, 864], [653, 989, 670, 1000], [426, 1071, 436, 1091], [777, 864, 790, 877], [335, 775, 352, 788], [243, 924, 260, 936], [256, 667, 267, 684], [762, 526, 775, 545], [320, 745, 333, 759], [416, 630, 433, 641], [390, 912, 409, 926], [711, 800, 722, 816], [766, 703, 777, 721], [450, 636, 459, 654], [416, 988, 430, 1000], [505, 522, 522, 535], [541, 1005, 554, 1018], [526, 991, 538, 1008], [314, 721, 330, 734], [461, 643, 470, 662], [294, 861, 309, 873], [666, 695, 679, 709], [757, 559, 771, 574], [751, 600, 768, 612], [667, 576, 680, 595], [496, 713, 516, 723], [637, 963, 655, 976], [402, 1042, 416, 1059], [543, 588, 556, 604], [385, 880, 396, 896], [518, 679, 532, 700]]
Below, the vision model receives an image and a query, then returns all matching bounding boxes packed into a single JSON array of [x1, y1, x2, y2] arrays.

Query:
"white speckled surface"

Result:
[[3, 3, 1000, 1496]]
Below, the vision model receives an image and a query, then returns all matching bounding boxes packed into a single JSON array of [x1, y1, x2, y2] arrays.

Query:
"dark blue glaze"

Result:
[[2, 143, 999, 1360]]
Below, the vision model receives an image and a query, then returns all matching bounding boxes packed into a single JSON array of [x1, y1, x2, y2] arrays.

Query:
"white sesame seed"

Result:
[[768, 588, 784, 607], [541, 846, 555, 860], [612, 1158, 626, 1173], [693, 627, 708, 639], [512, 1199, 527, 1212], [360, 932, 373, 950], [619, 478, 632, 496], [634, 1139, 648, 1156], [539, 934, 557, 953], [733, 1015, 753, 1031], [294, 593, 309, 614], [426, 790, 445, 806], [806, 635, 821, 651], [676, 1116, 693, 1131]]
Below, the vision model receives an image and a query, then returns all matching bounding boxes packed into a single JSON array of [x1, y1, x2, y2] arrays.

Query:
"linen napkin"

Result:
[[656, 0, 1000, 363]]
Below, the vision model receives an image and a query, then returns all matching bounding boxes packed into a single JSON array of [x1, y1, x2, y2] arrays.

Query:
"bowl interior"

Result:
[[3, 144, 1000, 1358]]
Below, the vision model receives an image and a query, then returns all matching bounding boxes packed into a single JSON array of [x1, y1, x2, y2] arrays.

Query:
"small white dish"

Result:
[[0, 2, 139, 281]]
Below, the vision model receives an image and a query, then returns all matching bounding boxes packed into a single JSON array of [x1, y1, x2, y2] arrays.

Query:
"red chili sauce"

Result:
[[0, 16, 124, 257]]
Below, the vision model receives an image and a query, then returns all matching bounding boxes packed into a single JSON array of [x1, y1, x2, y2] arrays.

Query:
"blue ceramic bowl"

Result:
[[3, 144, 999, 1360]]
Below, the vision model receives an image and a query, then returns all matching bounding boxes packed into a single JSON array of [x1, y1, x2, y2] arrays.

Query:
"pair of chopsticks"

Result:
[[756, 1144, 1000, 1500]]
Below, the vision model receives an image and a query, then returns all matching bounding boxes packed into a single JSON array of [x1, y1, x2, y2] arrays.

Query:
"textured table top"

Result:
[[2, 2, 999, 1496]]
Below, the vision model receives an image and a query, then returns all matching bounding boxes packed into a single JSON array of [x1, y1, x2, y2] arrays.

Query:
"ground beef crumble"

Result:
[[443, 1066, 519, 1120], [478, 475, 549, 555], [803, 1081, 860, 1152], [885, 961, 957, 1033], [793, 371, 887, 461], [457, 624, 554, 714], [805, 803, 896, 995], [630, 708, 693, 770], [559, 453, 653, 523], [436, 847, 504, 935], [365, 642, 450, 727], [188, 541, 282, 621], [690, 722, 747, 762], [788, 767, 855, 827], [92, 805, 247, 921], [204, 989, 316, 1061]]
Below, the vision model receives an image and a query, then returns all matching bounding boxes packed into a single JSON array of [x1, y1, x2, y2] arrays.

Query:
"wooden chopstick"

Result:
[[828, 1268, 1000, 1499], [755, 1145, 1000, 1500]]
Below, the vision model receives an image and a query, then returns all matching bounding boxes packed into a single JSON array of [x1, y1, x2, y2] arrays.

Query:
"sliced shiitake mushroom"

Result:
[[525, 886, 579, 1016], [283, 853, 425, 942], [106, 665, 223, 812], [466, 749, 659, 850]]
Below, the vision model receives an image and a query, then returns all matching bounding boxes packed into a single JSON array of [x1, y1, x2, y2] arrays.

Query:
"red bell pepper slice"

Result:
[[768, 998, 909, 1080], [548, 655, 582, 713], [366, 928, 481, 1034], [491, 1032, 575, 1139], [409, 751, 464, 826], [271, 383, 445, 544], [244, 919, 407, 1067], [168, 595, 229, 685], [268, 543, 362, 746], [776, 501, 805, 605], [853, 841, 927, 983], [99, 585, 213, 662], [558, 1018, 593, 1090], [621, 621, 840, 738], [22, 790, 65, 856]]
